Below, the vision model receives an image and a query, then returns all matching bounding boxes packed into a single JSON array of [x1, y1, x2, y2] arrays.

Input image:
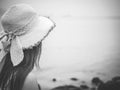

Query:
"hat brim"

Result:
[[18, 16, 55, 49]]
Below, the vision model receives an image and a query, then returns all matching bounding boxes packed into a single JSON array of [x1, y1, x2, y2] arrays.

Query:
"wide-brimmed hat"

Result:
[[0, 4, 56, 66]]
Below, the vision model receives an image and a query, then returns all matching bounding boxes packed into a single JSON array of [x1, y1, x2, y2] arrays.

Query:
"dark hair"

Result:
[[0, 42, 42, 90]]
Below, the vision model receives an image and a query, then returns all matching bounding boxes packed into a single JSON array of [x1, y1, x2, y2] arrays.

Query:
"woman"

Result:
[[0, 4, 55, 90]]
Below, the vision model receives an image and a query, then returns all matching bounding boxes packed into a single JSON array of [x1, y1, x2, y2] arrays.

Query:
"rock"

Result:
[[91, 77, 103, 86], [98, 80, 120, 90], [70, 77, 78, 81], [80, 85, 89, 90], [112, 76, 120, 82], [51, 85, 80, 90], [52, 78, 57, 82], [90, 87, 96, 90]]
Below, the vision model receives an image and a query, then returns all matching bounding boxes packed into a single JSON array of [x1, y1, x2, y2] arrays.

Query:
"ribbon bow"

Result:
[[0, 31, 24, 66]]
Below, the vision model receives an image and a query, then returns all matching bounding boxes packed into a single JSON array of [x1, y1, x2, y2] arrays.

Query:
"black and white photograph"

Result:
[[0, 0, 120, 90]]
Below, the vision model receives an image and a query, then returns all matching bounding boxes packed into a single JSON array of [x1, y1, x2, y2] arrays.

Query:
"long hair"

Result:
[[0, 42, 42, 90]]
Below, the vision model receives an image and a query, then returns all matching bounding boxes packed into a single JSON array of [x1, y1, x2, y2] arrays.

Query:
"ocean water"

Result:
[[34, 17, 120, 89], [40, 16, 120, 67]]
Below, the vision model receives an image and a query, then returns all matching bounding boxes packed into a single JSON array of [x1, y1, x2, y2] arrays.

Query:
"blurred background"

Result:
[[0, 0, 120, 88]]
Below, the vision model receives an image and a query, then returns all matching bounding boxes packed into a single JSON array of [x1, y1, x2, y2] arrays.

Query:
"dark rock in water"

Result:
[[90, 87, 96, 90], [91, 77, 103, 86], [51, 76, 120, 90], [51, 85, 80, 90], [112, 76, 120, 82], [98, 80, 120, 90], [52, 78, 57, 82], [70, 77, 78, 81], [80, 85, 89, 90]]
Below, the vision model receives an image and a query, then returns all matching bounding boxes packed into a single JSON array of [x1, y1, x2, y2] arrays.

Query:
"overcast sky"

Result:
[[0, 0, 120, 17], [0, 0, 120, 68]]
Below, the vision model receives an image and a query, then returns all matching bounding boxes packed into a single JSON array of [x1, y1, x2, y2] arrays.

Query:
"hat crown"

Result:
[[1, 4, 37, 33]]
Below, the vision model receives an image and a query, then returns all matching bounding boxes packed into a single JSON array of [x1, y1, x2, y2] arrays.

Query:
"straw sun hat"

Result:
[[0, 4, 56, 66]]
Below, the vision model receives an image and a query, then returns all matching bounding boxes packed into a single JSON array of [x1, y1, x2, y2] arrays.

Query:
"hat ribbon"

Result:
[[0, 30, 26, 66]]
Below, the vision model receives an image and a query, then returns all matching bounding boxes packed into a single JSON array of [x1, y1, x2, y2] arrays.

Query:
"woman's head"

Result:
[[0, 4, 55, 67], [0, 4, 55, 90]]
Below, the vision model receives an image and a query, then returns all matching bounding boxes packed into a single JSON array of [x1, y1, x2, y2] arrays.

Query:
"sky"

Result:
[[0, 0, 120, 69]]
